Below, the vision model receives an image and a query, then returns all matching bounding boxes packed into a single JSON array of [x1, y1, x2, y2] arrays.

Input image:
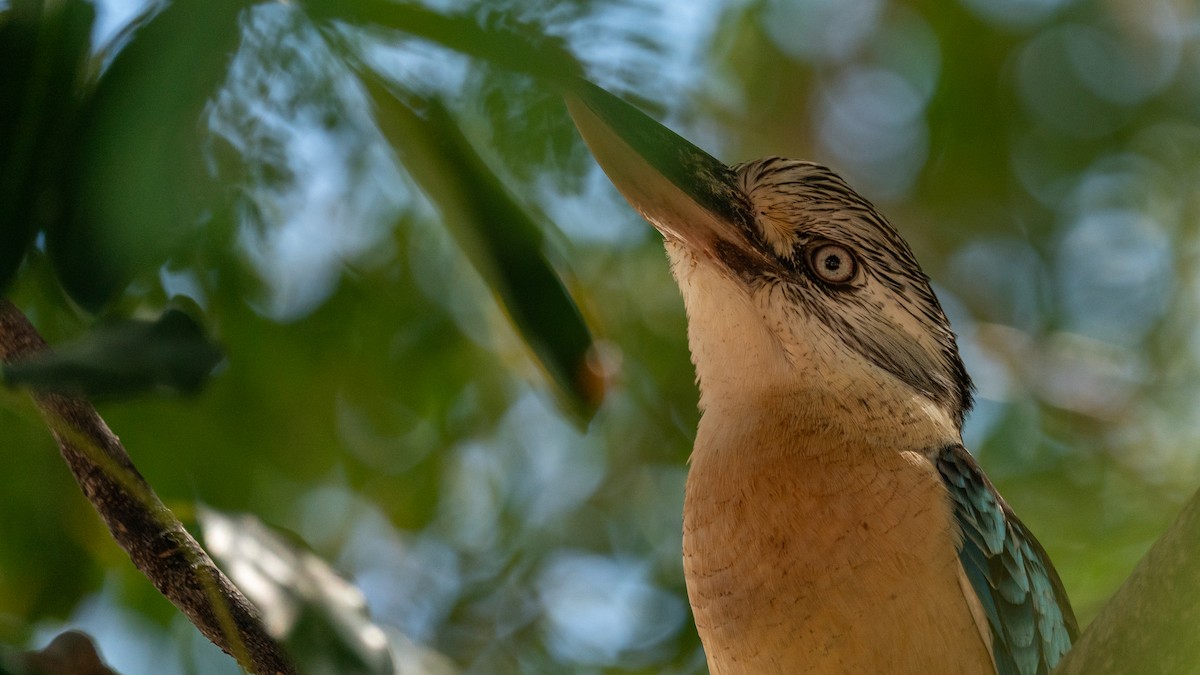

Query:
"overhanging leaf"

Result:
[[46, 0, 244, 311], [2, 306, 223, 397], [359, 71, 600, 421], [0, 0, 95, 294], [307, 2, 583, 85]]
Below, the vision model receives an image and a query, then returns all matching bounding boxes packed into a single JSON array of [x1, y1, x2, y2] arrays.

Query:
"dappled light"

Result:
[[3, 0, 1200, 672]]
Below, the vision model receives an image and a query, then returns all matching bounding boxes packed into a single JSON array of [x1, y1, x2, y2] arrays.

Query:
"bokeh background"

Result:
[[3, 0, 1200, 672]]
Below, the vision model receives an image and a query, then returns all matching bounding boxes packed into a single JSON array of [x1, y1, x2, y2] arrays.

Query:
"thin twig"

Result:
[[0, 299, 295, 675]]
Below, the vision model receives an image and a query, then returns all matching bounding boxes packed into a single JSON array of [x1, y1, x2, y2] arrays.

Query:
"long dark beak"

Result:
[[565, 80, 761, 262]]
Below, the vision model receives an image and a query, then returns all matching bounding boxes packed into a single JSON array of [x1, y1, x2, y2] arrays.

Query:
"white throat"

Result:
[[665, 239, 961, 455]]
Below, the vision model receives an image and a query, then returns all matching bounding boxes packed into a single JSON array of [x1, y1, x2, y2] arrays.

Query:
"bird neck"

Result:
[[694, 383, 960, 465]]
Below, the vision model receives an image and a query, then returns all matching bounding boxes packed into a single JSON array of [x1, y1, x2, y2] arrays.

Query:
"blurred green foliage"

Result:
[[0, 0, 93, 292], [2, 306, 222, 397], [2, 0, 1199, 673]]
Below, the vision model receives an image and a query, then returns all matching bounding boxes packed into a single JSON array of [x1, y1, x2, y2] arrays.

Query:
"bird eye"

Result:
[[808, 243, 857, 284]]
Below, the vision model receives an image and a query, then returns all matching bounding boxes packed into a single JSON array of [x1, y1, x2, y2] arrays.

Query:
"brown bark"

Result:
[[0, 299, 295, 675], [1054, 485, 1200, 674]]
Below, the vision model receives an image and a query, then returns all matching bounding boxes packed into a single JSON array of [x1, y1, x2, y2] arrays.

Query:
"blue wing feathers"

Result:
[[936, 445, 1078, 675]]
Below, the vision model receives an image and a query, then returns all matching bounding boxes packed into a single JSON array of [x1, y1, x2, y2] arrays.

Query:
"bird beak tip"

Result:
[[565, 80, 754, 255]]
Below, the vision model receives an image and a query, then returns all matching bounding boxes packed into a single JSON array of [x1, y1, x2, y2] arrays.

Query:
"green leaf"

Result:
[[46, 0, 244, 312], [0, 0, 95, 294], [307, 2, 583, 85], [2, 306, 223, 397], [359, 71, 600, 421]]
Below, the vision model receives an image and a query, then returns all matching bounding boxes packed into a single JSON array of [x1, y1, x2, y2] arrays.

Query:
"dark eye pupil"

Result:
[[810, 244, 856, 284]]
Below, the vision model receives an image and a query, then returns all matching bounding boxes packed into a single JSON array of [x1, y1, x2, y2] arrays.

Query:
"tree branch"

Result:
[[1054, 483, 1200, 674], [0, 299, 295, 675]]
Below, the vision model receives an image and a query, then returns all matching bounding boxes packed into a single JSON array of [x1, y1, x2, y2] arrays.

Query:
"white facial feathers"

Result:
[[665, 158, 973, 432]]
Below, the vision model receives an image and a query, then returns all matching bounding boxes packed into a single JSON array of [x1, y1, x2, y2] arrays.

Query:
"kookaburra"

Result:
[[566, 80, 1077, 674]]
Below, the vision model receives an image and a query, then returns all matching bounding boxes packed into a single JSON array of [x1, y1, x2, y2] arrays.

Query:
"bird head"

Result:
[[567, 81, 972, 440]]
